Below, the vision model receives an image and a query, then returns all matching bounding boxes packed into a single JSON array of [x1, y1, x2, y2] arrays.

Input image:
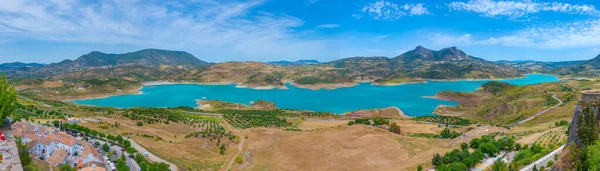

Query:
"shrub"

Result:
[[388, 122, 401, 134], [235, 156, 243, 164]]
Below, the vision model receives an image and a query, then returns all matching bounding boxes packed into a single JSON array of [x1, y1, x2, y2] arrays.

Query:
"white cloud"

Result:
[[0, 0, 334, 62], [357, 0, 430, 21], [448, 0, 599, 19], [427, 19, 600, 49], [317, 24, 340, 28], [374, 35, 388, 39]]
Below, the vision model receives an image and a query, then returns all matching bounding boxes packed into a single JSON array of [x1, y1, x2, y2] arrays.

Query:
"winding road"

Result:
[[128, 139, 178, 171], [519, 145, 565, 171], [508, 94, 563, 127]]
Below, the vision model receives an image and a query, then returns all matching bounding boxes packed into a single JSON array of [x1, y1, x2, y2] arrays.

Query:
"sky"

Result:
[[1, 0, 600, 64]]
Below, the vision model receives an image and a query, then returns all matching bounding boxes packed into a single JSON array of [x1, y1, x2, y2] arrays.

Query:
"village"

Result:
[[10, 120, 133, 171]]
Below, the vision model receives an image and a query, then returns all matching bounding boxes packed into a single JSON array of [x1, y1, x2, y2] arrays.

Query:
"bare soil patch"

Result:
[[243, 125, 454, 171]]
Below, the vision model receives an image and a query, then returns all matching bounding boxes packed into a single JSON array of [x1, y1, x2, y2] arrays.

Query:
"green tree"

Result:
[[492, 160, 508, 171], [15, 137, 31, 166], [102, 143, 110, 152], [440, 128, 451, 138], [432, 153, 443, 167], [116, 155, 129, 171], [58, 164, 77, 171], [417, 165, 423, 171], [578, 104, 599, 145], [460, 142, 469, 151], [586, 140, 600, 171], [470, 138, 481, 149], [0, 75, 17, 126], [532, 165, 538, 171], [146, 162, 169, 171], [219, 144, 226, 155], [447, 162, 468, 171]]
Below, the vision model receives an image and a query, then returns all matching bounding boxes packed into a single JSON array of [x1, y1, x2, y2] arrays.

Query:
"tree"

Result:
[[0, 75, 17, 126], [15, 137, 31, 166], [102, 143, 110, 152], [389, 122, 401, 134], [586, 140, 600, 171], [116, 155, 128, 171], [470, 138, 481, 149], [432, 153, 443, 167], [440, 128, 451, 138], [235, 156, 243, 164], [578, 104, 599, 145], [460, 142, 469, 151], [417, 165, 423, 171], [492, 160, 508, 171], [219, 144, 226, 155], [58, 164, 77, 171], [532, 164, 538, 171], [447, 162, 468, 171], [147, 162, 170, 171]]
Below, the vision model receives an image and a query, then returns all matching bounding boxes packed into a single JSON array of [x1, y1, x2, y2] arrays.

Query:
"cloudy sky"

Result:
[[1, 0, 599, 63]]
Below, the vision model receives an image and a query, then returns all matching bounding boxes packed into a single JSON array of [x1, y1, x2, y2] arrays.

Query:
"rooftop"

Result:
[[47, 150, 68, 166]]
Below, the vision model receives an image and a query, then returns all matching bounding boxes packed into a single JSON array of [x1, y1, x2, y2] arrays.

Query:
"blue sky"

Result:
[[1, 0, 599, 64]]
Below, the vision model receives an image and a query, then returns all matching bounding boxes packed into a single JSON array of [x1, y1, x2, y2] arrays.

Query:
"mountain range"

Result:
[[2, 46, 599, 88], [267, 60, 321, 66]]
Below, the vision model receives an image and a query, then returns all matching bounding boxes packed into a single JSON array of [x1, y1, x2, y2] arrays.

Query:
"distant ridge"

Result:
[[0, 62, 45, 68], [38, 49, 209, 74], [267, 60, 320, 66], [0, 62, 46, 78]]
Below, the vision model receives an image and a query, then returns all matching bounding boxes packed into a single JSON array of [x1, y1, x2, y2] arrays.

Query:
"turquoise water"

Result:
[[73, 74, 559, 116]]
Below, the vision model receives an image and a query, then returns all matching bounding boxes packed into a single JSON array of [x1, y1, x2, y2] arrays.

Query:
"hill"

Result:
[[7, 46, 539, 90], [395, 46, 472, 62], [497, 60, 585, 73], [36, 49, 208, 76], [433, 81, 580, 124], [267, 60, 320, 66], [0, 62, 46, 78], [552, 54, 600, 77]]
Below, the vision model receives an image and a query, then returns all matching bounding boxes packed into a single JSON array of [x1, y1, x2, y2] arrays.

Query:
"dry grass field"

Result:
[[241, 125, 455, 171], [79, 115, 236, 170]]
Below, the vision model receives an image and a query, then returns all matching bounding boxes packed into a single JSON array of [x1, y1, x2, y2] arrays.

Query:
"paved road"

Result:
[[471, 151, 506, 171], [509, 94, 563, 126], [520, 145, 565, 171], [128, 139, 178, 171], [90, 139, 141, 171]]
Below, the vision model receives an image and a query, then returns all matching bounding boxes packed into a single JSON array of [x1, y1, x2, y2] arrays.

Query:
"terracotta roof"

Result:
[[82, 141, 101, 159], [27, 139, 39, 149], [11, 122, 31, 131], [81, 165, 106, 171], [47, 150, 68, 166], [53, 132, 76, 146], [39, 137, 53, 145]]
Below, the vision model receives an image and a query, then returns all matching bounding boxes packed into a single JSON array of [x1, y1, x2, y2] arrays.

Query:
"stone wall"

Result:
[[554, 90, 600, 171]]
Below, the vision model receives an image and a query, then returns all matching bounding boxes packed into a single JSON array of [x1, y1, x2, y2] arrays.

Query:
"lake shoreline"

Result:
[[69, 74, 558, 116]]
